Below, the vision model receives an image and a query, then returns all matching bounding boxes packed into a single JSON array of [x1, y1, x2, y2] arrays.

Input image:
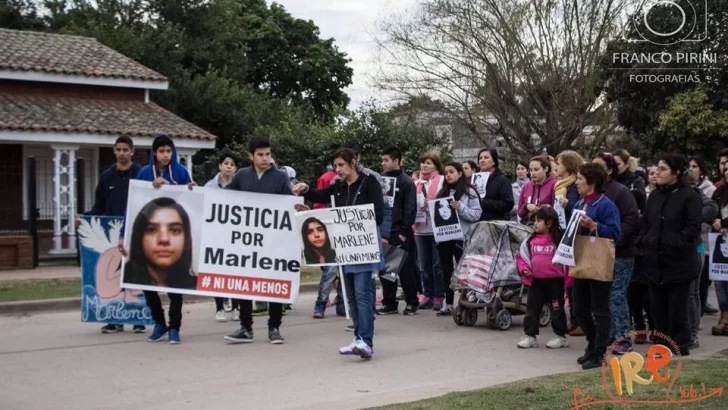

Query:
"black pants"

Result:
[[649, 281, 692, 354], [239, 300, 282, 330], [628, 282, 653, 331], [700, 255, 711, 313], [214, 298, 240, 312], [573, 278, 612, 355], [144, 291, 183, 331], [567, 286, 578, 327], [381, 234, 420, 309], [436, 240, 463, 305], [524, 278, 568, 337]]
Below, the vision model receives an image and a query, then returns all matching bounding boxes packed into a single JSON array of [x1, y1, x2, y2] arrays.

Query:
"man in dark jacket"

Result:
[[76, 136, 145, 334], [377, 147, 419, 315], [476, 149, 514, 221]]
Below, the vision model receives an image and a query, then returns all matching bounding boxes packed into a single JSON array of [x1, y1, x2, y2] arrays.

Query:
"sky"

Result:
[[269, 0, 419, 109]]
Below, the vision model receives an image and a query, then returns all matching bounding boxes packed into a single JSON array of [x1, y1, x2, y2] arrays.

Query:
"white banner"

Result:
[[471, 172, 490, 197], [415, 192, 427, 223], [552, 209, 584, 267], [121, 180, 304, 303], [708, 233, 728, 281], [554, 195, 567, 230], [296, 204, 381, 266], [428, 196, 464, 243]]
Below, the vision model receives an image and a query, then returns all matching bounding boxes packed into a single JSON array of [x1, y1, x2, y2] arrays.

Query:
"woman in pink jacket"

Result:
[[517, 156, 557, 225], [516, 207, 571, 349]]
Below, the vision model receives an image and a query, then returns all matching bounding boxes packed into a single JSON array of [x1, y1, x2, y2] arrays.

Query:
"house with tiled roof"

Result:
[[0, 29, 216, 269]]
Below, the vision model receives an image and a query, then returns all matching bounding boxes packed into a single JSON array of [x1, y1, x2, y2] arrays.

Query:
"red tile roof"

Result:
[[0, 29, 167, 83], [0, 93, 216, 141]]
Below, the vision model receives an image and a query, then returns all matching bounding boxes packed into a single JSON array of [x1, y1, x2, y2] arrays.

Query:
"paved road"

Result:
[[1, 292, 725, 410]]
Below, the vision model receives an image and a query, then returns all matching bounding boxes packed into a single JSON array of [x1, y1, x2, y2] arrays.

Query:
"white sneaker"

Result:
[[546, 336, 568, 349], [339, 339, 358, 355], [352, 339, 373, 359], [215, 310, 228, 322], [517, 335, 538, 348], [231, 309, 239, 321]]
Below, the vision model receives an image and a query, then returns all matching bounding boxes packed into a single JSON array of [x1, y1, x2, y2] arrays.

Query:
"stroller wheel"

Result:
[[539, 303, 552, 327], [495, 309, 512, 331], [454, 305, 465, 326], [464, 308, 478, 327]]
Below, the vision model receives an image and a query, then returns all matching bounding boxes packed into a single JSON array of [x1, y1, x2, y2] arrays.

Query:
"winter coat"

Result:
[[604, 179, 641, 258], [479, 169, 514, 221]]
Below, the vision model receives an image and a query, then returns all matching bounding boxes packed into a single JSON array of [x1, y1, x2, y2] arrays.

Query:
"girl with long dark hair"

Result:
[[434, 162, 482, 316], [301, 217, 337, 264]]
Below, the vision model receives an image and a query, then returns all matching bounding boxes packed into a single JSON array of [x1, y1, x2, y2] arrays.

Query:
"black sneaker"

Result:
[[101, 324, 123, 333], [403, 304, 417, 315], [224, 327, 254, 343], [376, 306, 398, 315], [132, 325, 146, 334], [582, 357, 602, 370], [345, 324, 354, 332], [577, 346, 594, 365], [268, 328, 285, 344]]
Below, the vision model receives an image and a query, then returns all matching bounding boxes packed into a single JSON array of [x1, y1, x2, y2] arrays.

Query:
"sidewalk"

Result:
[[0, 265, 79, 282]]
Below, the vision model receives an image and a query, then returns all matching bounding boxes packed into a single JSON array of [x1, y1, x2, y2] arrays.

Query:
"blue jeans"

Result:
[[415, 234, 443, 299], [610, 257, 634, 341], [315, 266, 344, 315], [345, 271, 375, 348], [716, 281, 728, 311]]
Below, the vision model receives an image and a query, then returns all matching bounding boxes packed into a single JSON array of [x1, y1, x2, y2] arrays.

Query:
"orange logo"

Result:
[[569, 331, 723, 409]]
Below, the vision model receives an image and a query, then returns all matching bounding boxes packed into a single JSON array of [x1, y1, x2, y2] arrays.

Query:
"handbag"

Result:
[[569, 232, 615, 282], [383, 245, 408, 276]]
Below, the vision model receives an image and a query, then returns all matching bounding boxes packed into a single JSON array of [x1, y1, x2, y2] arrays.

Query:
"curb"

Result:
[[0, 282, 321, 316]]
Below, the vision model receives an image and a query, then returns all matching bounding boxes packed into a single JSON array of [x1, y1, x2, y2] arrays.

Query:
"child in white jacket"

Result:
[[434, 162, 483, 315]]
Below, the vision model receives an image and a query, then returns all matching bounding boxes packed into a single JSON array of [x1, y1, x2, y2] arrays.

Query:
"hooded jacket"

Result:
[[517, 232, 572, 288], [136, 136, 192, 185], [517, 175, 557, 224]]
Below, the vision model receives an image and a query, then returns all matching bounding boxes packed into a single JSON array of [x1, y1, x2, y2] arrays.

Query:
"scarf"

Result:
[[416, 172, 442, 201], [554, 174, 576, 197]]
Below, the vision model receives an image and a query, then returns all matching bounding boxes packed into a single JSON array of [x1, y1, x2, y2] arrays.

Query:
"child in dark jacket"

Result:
[[516, 208, 570, 349]]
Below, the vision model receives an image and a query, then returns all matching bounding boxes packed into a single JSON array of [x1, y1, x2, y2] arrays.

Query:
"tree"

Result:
[[375, 0, 628, 158], [599, 0, 728, 159]]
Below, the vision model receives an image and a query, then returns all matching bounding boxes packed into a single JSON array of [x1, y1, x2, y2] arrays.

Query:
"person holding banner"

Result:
[[434, 162, 482, 316], [571, 163, 621, 370], [476, 148, 514, 222], [222, 136, 294, 345], [639, 154, 702, 356], [76, 136, 146, 334], [121, 133, 195, 344], [204, 150, 242, 322], [294, 147, 385, 360]]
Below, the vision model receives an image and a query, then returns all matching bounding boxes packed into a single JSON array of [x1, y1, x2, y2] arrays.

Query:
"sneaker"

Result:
[[436, 305, 453, 317], [345, 324, 354, 332], [339, 339, 358, 355], [577, 346, 594, 364], [418, 296, 433, 310], [546, 336, 569, 349], [215, 310, 228, 322], [224, 327, 254, 343], [313, 311, 325, 319], [634, 333, 647, 344], [691, 339, 700, 349], [268, 328, 285, 344], [284, 304, 293, 311], [582, 356, 602, 370], [403, 304, 417, 315], [147, 324, 168, 342], [352, 339, 373, 359], [517, 335, 538, 348], [611, 342, 633, 355], [432, 297, 444, 311], [376, 306, 398, 315], [101, 324, 123, 333], [168, 329, 181, 344], [132, 325, 146, 333], [231, 309, 239, 321], [396, 291, 405, 301], [569, 326, 585, 336]]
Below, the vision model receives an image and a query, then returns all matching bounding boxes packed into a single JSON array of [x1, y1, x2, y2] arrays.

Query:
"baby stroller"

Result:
[[451, 221, 552, 330]]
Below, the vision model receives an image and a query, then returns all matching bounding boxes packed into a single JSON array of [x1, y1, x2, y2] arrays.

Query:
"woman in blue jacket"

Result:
[[572, 163, 621, 370]]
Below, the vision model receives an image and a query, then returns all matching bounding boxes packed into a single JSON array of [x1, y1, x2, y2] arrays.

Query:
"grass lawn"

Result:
[[370, 357, 728, 410], [0, 278, 81, 302], [0, 267, 323, 302]]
